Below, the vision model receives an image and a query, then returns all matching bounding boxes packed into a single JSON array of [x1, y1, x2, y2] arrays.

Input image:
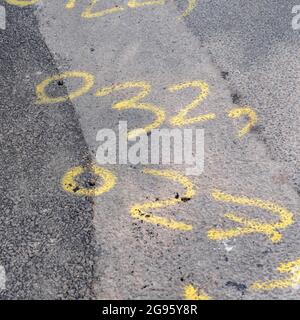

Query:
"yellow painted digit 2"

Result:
[[168, 80, 215, 127], [130, 169, 195, 231], [81, 0, 124, 18], [207, 190, 294, 243]]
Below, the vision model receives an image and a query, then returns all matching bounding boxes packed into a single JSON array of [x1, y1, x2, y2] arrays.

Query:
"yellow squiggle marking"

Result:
[[81, 0, 124, 18], [35, 71, 94, 105], [130, 169, 195, 231], [182, 0, 198, 17], [228, 107, 257, 137], [251, 259, 300, 291], [65, 0, 77, 9], [184, 284, 212, 300], [127, 0, 165, 8], [207, 190, 294, 243], [168, 80, 215, 127], [95, 81, 165, 139], [5, 0, 38, 6], [61, 165, 116, 197]]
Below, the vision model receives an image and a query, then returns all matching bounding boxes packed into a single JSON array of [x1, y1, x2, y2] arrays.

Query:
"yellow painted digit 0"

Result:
[[207, 190, 294, 243], [251, 259, 300, 291], [81, 0, 124, 19], [184, 284, 212, 300], [5, 0, 39, 6], [61, 165, 116, 197], [228, 107, 257, 137], [127, 0, 165, 8], [168, 81, 215, 127], [95, 81, 165, 139], [35, 71, 94, 105], [130, 169, 195, 231]]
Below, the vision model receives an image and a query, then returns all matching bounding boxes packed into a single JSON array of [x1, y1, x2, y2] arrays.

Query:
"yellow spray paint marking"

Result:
[[95, 81, 165, 139], [168, 80, 216, 127], [207, 190, 294, 243], [228, 107, 257, 138], [130, 169, 195, 231], [251, 259, 300, 292], [182, 0, 198, 17], [36, 71, 94, 105], [81, 0, 124, 19], [61, 165, 116, 197], [127, 0, 165, 8], [184, 285, 212, 300], [65, 0, 77, 9], [5, 0, 38, 6]]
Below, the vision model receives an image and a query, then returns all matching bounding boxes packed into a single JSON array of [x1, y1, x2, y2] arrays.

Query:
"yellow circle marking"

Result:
[[61, 165, 116, 197], [36, 71, 94, 105]]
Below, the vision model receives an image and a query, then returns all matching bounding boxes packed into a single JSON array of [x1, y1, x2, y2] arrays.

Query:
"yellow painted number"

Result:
[[130, 169, 195, 231], [182, 0, 198, 17], [228, 107, 257, 138], [168, 81, 215, 127], [36, 71, 94, 105], [81, 0, 124, 19], [65, 0, 77, 9], [95, 81, 165, 139], [184, 284, 212, 300], [207, 190, 294, 243], [251, 259, 300, 292], [127, 0, 165, 8], [61, 165, 116, 197]]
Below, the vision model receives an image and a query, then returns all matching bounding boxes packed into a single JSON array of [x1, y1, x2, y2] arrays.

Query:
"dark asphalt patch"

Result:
[[0, 2, 95, 299]]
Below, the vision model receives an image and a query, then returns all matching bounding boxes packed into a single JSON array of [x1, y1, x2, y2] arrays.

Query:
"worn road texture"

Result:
[[0, 2, 94, 299], [0, 0, 299, 299]]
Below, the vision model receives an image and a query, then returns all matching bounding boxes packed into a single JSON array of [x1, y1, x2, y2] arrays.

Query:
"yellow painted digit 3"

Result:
[[95, 81, 165, 139]]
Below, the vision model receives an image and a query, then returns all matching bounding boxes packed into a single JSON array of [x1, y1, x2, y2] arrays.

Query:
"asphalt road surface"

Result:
[[0, 0, 299, 300]]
